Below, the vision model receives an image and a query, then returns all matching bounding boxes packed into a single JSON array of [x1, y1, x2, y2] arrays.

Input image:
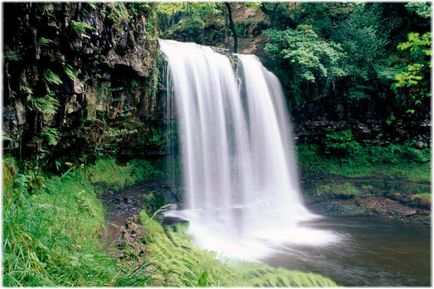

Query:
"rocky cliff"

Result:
[[3, 3, 164, 167]]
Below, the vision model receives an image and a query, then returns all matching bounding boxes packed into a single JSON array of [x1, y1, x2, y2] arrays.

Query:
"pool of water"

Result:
[[262, 216, 431, 286]]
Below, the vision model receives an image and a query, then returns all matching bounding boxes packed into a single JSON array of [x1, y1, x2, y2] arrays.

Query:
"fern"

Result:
[[70, 20, 95, 35], [44, 69, 62, 85], [4, 50, 22, 61], [108, 3, 131, 26], [139, 211, 337, 287], [29, 94, 59, 116], [41, 128, 60, 146], [64, 64, 76, 81], [20, 84, 33, 95], [38, 37, 56, 47]]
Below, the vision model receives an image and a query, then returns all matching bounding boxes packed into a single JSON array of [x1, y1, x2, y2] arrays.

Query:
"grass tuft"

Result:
[[3, 158, 162, 286]]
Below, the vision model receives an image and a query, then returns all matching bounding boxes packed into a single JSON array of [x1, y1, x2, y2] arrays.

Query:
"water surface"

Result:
[[263, 216, 431, 286]]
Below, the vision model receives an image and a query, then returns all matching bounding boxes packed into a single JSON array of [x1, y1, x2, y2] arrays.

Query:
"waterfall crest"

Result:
[[160, 39, 337, 260]]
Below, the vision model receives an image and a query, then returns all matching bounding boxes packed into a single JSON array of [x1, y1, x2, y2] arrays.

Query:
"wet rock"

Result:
[[73, 79, 84, 94], [3, 3, 160, 159], [3, 105, 19, 142], [415, 140, 428, 149], [65, 95, 82, 114]]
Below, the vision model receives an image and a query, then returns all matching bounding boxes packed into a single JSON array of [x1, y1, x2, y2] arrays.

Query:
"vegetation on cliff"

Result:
[[2, 2, 431, 287]]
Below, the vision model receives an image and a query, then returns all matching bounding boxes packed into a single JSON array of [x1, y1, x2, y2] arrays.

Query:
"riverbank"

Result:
[[3, 157, 336, 287], [297, 144, 430, 183], [295, 143, 431, 223]]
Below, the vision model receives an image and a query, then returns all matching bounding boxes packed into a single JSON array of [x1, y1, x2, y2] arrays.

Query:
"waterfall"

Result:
[[160, 39, 337, 260]]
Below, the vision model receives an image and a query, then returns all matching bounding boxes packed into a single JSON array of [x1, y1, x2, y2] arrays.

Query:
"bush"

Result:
[[323, 129, 361, 157]]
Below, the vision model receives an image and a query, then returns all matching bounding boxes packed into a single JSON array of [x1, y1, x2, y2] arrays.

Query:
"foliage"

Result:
[[331, 4, 388, 82], [391, 32, 431, 115], [323, 129, 361, 156], [315, 182, 360, 199], [70, 20, 95, 35], [3, 157, 165, 286], [28, 94, 60, 116], [139, 211, 337, 287], [85, 158, 164, 190], [265, 25, 346, 106], [64, 64, 76, 81], [405, 2, 431, 19], [261, 2, 430, 128], [156, 2, 220, 18], [40, 128, 60, 146], [128, 158, 166, 181], [43, 69, 62, 85], [143, 192, 166, 215], [108, 3, 131, 27], [38, 37, 56, 47], [297, 144, 430, 182], [4, 50, 23, 61], [3, 161, 115, 286]]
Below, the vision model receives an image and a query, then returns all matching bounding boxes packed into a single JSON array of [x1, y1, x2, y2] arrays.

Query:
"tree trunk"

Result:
[[224, 3, 237, 53]]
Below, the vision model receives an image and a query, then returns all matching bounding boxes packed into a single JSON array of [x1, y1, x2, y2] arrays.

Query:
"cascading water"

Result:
[[160, 39, 338, 260]]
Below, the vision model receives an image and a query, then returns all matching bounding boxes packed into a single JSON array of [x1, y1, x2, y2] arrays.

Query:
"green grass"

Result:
[[3, 156, 337, 287], [297, 144, 431, 182], [3, 157, 163, 286], [139, 211, 337, 287], [315, 182, 360, 199], [4, 166, 113, 286], [85, 158, 165, 190]]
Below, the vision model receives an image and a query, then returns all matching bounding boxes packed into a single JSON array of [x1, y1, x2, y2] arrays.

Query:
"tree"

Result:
[[264, 24, 347, 107], [224, 3, 237, 52], [392, 32, 431, 116]]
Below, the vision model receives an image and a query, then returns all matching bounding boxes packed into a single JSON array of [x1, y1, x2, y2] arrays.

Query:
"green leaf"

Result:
[[44, 69, 62, 85], [197, 271, 209, 287]]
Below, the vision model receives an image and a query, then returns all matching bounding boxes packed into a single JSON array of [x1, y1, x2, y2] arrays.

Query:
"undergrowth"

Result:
[[85, 158, 165, 190], [297, 144, 431, 182], [139, 211, 337, 287], [2, 157, 162, 286], [3, 155, 337, 287]]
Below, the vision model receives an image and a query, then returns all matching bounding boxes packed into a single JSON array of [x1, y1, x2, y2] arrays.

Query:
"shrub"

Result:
[[323, 129, 361, 157]]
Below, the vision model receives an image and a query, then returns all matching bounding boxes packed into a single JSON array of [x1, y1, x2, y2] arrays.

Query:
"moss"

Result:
[[410, 193, 431, 207], [297, 144, 431, 182], [316, 182, 360, 199]]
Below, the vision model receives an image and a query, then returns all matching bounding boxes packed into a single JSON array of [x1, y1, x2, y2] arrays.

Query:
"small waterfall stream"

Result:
[[160, 39, 337, 260]]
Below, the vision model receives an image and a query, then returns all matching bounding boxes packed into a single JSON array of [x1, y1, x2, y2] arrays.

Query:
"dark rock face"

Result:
[[3, 3, 163, 165]]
